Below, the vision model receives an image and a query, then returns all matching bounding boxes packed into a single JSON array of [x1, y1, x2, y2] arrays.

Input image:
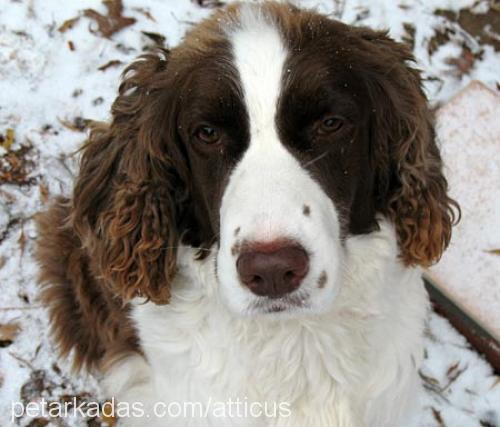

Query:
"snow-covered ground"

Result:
[[0, 0, 498, 426]]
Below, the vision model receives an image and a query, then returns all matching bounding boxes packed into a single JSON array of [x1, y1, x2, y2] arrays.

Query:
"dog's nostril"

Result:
[[253, 275, 263, 284], [236, 243, 309, 298]]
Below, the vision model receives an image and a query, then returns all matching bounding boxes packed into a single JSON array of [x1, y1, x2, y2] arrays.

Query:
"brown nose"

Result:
[[236, 244, 309, 298]]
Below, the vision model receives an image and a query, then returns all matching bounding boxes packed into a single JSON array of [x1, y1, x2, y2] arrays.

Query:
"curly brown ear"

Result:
[[358, 30, 460, 267], [72, 49, 185, 304]]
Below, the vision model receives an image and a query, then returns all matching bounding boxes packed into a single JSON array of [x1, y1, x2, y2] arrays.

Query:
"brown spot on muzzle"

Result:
[[231, 242, 241, 256], [317, 271, 327, 289]]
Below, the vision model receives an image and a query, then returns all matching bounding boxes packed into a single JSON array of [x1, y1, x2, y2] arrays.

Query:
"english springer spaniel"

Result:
[[36, 2, 458, 426]]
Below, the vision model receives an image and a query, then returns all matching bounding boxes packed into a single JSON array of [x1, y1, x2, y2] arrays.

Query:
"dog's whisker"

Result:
[[303, 149, 332, 168]]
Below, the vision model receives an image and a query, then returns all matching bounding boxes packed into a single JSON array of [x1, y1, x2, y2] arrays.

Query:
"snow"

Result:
[[0, 0, 498, 426]]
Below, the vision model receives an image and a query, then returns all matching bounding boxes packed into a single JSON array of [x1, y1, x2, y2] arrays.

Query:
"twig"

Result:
[[8, 351, 36, 371], [0, 305, 43, 311]]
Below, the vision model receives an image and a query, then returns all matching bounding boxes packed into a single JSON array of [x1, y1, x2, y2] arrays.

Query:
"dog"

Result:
[[36, 2, 458, 426]]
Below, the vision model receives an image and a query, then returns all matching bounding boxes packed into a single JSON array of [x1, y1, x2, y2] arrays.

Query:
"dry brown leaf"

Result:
[[419, 371, 440, 386], [18, 227, 26, 254], [431, 407, 444, 426], [0, 144, 36, 185], [39, 183, 49, 204], [101, 410, 117, 426], [485, 248, 500, 255], [0, 322, 21, 347], [67, 40, 75, 51], [21, 370, 54, 402], [58, 116, 91, 132], [0, 128, 15, 150], [58, 16, 80, 33], [446, 361, 460, 377], [141, 31, 166, 46], [491, 376, 500, 389], [98, 59, 123, 71], [446, 46, 477, 77], [84, 0, 136, 38], [132, 7, 156, 22], [193, 0, 225, 8], [27, 419, 50, 427]]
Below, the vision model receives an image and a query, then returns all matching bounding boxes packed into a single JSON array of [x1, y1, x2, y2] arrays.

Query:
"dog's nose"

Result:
[[236, 244, 309, 298]]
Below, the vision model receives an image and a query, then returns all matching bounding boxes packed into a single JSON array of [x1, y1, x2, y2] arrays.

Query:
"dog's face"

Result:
[[177, 7, 372, 315], [72, 3, 458, 315]]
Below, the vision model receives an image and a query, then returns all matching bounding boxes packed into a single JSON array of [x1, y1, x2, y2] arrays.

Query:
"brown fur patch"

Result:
[[35, 198, 139, 371]]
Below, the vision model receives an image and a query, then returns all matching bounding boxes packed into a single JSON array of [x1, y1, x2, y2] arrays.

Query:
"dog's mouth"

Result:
[[249, 291, 310, 314]]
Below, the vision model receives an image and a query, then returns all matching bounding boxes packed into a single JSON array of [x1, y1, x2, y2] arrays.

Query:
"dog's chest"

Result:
[[133, 294, 372, 426], [129, 238, 427, 426]]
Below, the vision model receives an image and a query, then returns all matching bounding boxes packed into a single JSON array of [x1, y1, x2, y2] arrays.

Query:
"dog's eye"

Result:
[[317, 116, 344, 135], [195, 125, 220, 144]]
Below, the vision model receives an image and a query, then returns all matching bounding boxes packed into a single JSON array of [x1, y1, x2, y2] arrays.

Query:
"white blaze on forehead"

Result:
[[230, 5, 287, 141], [217, 5, 343, 316]]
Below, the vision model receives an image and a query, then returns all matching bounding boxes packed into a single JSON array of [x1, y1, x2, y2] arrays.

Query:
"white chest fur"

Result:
[[104, 222, 428, 427]]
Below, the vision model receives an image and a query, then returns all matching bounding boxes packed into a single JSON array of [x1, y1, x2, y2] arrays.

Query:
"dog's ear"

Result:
[[358, 30, 460, 266], [72, 49, 188, 304]]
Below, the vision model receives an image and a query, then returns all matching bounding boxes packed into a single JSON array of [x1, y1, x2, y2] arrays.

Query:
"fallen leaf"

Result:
[[98, 59, 123, 71], [84, 0, 136, 38], [485, 248, 500, 255], [101, 402, 117, 426], [68, 40, 75, 51], [431, 407, 444, 426], [27, 418, 49, 427], [446, 361, 460, 377], [141, 31, 166, 47], [193, 0, 225, 8], [39, 183, 49, 204], [0, 322, 21, 347], [21, 370, 54, 402], [18, 226, 26, 254], [491, 376, 500, 389], [0, 143, 36, 185], [58, 16, 80, 33], [401, 23, 416, 50], [58, 116, 91, 132], [419, 371, 440, 386], [445, 45, 478, 77], [132, 7, 156, 22], [0, 128, 15, 150], [51, 362, 61, 375]]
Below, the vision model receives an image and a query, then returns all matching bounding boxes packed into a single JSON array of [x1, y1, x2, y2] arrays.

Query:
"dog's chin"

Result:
[[249, 292, 308, 315], [239, 290, 335, 319]]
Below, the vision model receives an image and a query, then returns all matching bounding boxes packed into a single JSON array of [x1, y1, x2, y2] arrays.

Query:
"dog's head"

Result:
[[72, 2, 458, 316]]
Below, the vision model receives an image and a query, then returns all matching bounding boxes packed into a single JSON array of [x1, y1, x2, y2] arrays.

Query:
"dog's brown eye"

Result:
[[195, 125, 220, 144], [318, 116, 344, 135]]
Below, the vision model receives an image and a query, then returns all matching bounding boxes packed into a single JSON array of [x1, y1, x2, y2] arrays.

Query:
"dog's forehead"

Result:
[[173, 3, 347, 108], [229, 5, 288, 141]]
